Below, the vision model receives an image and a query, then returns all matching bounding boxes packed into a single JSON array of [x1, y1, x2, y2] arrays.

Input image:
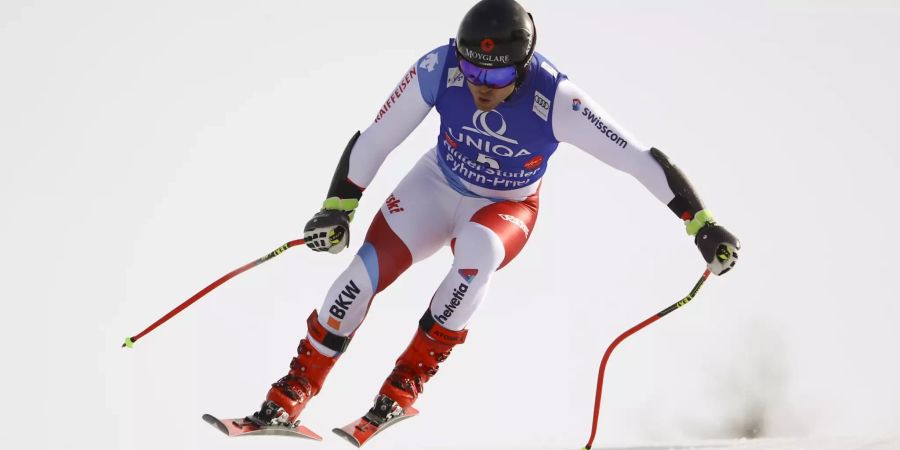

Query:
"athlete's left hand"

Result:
[[694, 223, 740, 275]]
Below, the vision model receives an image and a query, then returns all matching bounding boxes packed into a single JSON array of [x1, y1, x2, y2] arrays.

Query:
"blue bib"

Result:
[[416, 40, 565, 197]]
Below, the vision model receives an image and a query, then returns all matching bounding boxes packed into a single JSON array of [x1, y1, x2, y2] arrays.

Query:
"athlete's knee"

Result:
[[452, 223, 505, 272], [468, 199, 537, 269]]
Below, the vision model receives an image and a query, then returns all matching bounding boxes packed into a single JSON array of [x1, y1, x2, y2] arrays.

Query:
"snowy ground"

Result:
[[602, 437, 900, 450], [188, 435, 900, 450]]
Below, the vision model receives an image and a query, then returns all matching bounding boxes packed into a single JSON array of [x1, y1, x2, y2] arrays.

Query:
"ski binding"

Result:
[[202, 413, 322, 440], [332, 395, 419, 447]]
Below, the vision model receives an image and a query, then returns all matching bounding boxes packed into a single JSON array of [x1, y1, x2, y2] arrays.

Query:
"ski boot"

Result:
[[377, 312, 468, 411], [251, 310, 349, 427], [332, 313, 468, 446]]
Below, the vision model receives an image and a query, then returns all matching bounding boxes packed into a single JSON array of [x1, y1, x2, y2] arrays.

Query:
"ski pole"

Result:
[[122, 239, 305, 349], [583, 268, 712, 450]]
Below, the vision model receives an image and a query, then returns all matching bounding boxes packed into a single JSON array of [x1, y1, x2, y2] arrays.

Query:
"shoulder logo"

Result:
[[420, 52, 439, 72], [447, 67, 465, 88], [540, 61, 558, 79], [533, 91, 551, 121], [572, 98, 582, 111]]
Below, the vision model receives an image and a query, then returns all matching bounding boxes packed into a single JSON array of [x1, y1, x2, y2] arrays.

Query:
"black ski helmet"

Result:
[[456, 0, 537, 76]]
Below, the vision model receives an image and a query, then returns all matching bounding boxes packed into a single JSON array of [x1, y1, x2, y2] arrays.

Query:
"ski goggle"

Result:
[[458, 58, 518, 89]]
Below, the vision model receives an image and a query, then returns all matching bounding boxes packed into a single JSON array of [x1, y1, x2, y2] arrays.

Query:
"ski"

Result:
[[332, 396, 419, 448], [202, 413, 322, 440]]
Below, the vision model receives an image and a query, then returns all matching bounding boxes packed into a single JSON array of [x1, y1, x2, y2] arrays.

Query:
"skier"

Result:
[[253, 0, 740, 432]]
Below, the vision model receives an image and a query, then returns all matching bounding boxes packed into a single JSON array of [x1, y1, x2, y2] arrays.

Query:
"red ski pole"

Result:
[[122, 239, 305, 348], [583, 269, 712, 450]]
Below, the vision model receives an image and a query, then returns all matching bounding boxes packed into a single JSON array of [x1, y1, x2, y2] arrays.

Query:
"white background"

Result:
[[2, 1, 899, 449]]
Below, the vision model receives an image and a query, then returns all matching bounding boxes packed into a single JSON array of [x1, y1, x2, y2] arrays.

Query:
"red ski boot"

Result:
[[378, 314, 468, 411], [331, 314, 468, 447], [252, 311, 349, 427]]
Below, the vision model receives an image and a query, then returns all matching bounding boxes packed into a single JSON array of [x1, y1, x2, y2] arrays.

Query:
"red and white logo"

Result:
[[386, 193, 404, 214], [443, 131, 458, 149], [524, 155, 543, 170], [498, 214, 530, 237]]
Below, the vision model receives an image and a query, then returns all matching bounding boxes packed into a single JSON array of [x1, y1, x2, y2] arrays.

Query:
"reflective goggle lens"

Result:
[[458, 58, 518, 89]]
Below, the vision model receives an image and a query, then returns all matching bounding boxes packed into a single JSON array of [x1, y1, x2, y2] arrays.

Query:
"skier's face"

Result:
[[467, 81, 516, 111]]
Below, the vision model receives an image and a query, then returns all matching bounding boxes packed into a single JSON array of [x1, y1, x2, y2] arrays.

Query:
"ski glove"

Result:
[[304, 197, 358, 254], [694, 223, 740, 276]]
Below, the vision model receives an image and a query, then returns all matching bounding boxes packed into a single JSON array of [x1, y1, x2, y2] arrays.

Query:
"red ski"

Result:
[[202, 413, 322, 440], [332, 396, 419, 447]]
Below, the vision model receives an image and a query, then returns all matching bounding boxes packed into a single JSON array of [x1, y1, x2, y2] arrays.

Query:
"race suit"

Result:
[[310, 39, 679, 355]]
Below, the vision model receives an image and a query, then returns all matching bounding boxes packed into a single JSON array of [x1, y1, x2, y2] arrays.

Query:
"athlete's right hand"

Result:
[[304, 209, 351, 254]]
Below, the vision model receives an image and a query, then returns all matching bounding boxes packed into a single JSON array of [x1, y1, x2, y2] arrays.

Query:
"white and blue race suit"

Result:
[[309, 39, 680, 356]]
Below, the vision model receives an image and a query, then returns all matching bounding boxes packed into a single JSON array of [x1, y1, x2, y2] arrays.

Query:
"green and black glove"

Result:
[[304, 197, 357, 254], [686, 210, 740, 276], [305, 131, 364, 254]]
